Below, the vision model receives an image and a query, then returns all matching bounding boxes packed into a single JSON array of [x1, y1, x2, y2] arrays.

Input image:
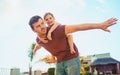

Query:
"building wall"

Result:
[[10, 68, 20, 75]]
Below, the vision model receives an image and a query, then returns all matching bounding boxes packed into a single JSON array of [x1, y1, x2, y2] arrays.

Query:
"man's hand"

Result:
[[43, 55, 57, 64], [100, 18, 118, 32]]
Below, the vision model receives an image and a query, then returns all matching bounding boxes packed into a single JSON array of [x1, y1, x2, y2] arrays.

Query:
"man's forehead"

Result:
[[33, 19, 44, 26], [38, 19, 44, 22]]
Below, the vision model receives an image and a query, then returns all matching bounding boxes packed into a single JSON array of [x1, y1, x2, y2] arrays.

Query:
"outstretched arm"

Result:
[[65, 18, 117, 34]]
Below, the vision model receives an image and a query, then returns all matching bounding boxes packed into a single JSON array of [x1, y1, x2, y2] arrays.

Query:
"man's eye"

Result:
[[37, 25, 40, 28], [45, 19, 48, 21]]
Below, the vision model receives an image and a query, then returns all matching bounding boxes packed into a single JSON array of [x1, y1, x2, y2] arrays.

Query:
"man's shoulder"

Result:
[[55, 25, 65, 32], [53, 25, 66, 36], [57, 25, 65, 29]]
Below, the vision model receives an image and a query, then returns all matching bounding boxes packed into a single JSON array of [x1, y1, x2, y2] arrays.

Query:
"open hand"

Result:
[[100, 18, 118, 32]]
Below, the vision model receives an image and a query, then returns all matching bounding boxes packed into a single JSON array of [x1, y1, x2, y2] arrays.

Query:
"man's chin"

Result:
[[42, 31, 46, 34], [41, 29, 46, 33]]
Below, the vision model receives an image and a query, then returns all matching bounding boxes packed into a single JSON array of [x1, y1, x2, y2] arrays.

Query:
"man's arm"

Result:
[[33, 44, 42, 54], [65, 18, 117, 34]]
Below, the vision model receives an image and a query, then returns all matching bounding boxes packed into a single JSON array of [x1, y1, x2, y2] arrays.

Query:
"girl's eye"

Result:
[[45, 19, 48, 21]]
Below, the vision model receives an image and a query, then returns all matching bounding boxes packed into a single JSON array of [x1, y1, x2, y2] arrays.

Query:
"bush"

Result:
[[85, 72, 92, 75], [47, 68, 55, 75]]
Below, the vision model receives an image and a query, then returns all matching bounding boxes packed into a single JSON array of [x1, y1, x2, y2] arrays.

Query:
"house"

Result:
[[80, 53, 120, 75], [91, 57, 120, 75]]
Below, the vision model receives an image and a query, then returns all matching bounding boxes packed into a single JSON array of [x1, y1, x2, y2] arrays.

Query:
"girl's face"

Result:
[[44, 14, 55, 26]]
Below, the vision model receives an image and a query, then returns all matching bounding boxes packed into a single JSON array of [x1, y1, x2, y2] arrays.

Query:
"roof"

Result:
[[91, 57, 120, 66]]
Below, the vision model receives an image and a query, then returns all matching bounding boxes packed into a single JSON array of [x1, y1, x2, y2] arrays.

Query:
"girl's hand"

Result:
[[47, 32, 52, 40]]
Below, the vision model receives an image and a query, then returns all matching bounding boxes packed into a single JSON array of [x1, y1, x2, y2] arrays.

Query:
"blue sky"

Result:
[[0, 0, 120, 72]]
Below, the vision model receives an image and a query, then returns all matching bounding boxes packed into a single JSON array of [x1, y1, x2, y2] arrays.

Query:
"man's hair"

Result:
[[44, 12, 55, 20], [29, 15, 42, 30]]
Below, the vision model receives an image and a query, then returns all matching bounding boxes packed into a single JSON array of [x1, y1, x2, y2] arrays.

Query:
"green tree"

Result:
[[28, 42, 36, 61], [28, 42, 36, 75]]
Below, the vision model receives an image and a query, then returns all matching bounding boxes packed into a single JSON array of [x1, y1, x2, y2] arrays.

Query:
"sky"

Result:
[[0, 0, 120, 72]]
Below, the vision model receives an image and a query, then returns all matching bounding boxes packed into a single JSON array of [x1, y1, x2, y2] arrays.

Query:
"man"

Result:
[[29, 15, 117, 75]]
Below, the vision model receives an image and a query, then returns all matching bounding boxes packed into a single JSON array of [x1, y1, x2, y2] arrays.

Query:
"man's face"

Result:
[[32, 19, 47, 36], [44, 14, 55, 26]]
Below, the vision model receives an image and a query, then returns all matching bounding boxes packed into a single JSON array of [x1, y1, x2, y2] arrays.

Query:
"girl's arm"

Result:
[[47, 22, 60, 40], [67, 34, 76, 54]]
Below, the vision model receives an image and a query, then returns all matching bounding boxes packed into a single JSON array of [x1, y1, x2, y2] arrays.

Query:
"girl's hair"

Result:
[[44, 12, 55, 19]]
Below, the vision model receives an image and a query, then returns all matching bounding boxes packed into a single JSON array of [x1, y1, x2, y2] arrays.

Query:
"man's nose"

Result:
[[41, 25, 46, 28]]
